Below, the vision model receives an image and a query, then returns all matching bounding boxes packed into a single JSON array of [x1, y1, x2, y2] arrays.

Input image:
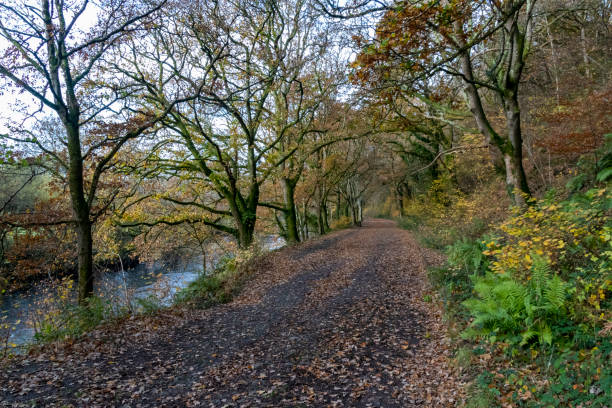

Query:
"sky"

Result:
[[0, 1, 100, 135], [0, 0, 371, 140]]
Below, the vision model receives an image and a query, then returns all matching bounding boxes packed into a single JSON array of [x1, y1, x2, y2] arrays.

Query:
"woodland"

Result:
[[0, 0, 610, 406]]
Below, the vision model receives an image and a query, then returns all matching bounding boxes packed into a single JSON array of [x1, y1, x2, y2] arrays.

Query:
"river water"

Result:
[[0, 235, 285, 348]]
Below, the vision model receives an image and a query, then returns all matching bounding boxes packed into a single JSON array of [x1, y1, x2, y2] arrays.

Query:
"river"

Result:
[[0, 235, 285, 349]]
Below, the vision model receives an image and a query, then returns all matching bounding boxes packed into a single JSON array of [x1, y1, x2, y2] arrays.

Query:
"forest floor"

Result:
[[0, 219, 465, 407]]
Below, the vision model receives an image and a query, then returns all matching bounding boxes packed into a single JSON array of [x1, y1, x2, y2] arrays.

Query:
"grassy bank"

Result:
[[397, 150, 611, 406]]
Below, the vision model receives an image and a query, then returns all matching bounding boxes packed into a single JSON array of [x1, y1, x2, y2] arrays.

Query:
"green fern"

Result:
[[544, 275, 567, 310], [462, 256, 569, 347], [520, 329, 538, 346], [531, 254, 550, 299], [447, 238, 488, 275], [540, 324, 553, 345], [595, 133, 612, 182]]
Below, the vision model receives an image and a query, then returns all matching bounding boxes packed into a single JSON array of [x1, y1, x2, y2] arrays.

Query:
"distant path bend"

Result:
[[0, 219, 464, 407]]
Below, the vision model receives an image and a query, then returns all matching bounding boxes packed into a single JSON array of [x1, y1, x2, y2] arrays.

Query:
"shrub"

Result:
[[135, 295, 163, 315], [1, 313, 21, 359], [428, 238, 489, 310], [447, 237, 488, 276], [417, 135, 612, 407], [595, 134, 612, 183], [330, 216, 353, 230], [34, 296, 117, 343], [453, 185, 611, 406], [480, 187, 611, 331], [174, 250, 255, 308], [397, 214, 422, 231], [174, 272, 231, 308]]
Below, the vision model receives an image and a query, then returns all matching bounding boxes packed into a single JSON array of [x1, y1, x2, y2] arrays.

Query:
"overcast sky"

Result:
[[0, 1, 100, 135]]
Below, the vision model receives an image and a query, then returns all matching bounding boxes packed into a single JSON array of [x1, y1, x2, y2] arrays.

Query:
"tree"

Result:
[[0, 0, 168, 303], [260, 74, 346, 243], [117, 0, 339, 248], [352, 0, 538, 204]]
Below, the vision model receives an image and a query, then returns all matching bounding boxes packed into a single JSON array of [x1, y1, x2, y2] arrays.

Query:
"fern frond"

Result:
[[531, 255, 551, 297], [540, 325, 553, 346], [520, 329, 538, 346], [544, 275, 567, 310]]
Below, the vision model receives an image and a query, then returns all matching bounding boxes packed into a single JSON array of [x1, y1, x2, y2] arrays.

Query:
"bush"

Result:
[[174, 252, 252, 308], [447, 237, 488, 276], [174, 272, 231, 308], [480, 187, 611, 329], [396, 214, 422, 231], [135, 295, 163, 315], [435, 185, 612, 406], [460, 186, 611, 345], [330, 216, 353, 230], [424, 172, 611, 406], [428, 238, 488, 311], [1, 313, 21, 359], [34, 296, 117, 343]]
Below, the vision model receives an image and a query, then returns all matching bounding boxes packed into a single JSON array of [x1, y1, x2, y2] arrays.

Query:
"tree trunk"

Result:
[[317, 202, 325, 235], [350, 200, 358, 226], [396, 185, 405, 217], [581, 25, 590, 79], [456, 30, 505, 173], [283, 178, 300, 244], [323, 203, 330, 232], [230, 176, 258, 249], [455, 18, 531, 204], [228, 198, 257, 249], [302, 201, 309, 240], [545, 16, 560, 105], [202, 250, 207, 274], [76, 218, 93, 304], [65, 120, 94, 304], [236, 216, 255, 249], [502, 95, 531, 205]]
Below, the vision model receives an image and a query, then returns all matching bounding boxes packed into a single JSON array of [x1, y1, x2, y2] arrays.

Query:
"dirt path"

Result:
[[0, 219, 464, 407]]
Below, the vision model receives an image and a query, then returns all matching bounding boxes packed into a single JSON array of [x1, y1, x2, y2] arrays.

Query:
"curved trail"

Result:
[[0, 219, 463, 407]]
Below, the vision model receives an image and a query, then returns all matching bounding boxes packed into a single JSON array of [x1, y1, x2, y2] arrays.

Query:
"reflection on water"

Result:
[[0, 235, 285, 348]]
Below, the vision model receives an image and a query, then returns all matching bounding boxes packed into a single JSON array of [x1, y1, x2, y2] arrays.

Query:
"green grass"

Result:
[[34, 297, 123, 343], [174, 254, 246, 308]]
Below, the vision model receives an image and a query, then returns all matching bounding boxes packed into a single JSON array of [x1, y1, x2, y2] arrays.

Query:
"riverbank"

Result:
[[0, 235, 285, 353]]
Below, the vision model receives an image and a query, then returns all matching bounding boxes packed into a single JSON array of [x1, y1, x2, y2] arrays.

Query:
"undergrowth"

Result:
[[174, 254, 242, 308], [405, 136, 612, 406], [34, 296, 121, 343], [175, 246, 263, 308], [329, 215, 354, 230]]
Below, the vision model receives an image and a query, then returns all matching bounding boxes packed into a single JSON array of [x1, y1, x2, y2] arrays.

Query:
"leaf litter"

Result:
[[0, 219, 464, 407]]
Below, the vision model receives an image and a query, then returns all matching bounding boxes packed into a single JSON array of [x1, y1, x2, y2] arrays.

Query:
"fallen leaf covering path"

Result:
[[0, 219, 464, 407]]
